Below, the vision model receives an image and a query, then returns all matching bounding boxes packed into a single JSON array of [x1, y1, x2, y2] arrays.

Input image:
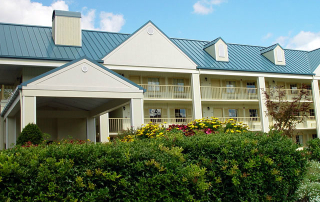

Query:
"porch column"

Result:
[[312, 79, 320, 138], [130, 98, 144, 129], [100, 113, 109, 142], [0, 116, 4, 150], [191, 73, 202, 120], [87, 117, 96, 143], [5, 117, 16, 149], [257, 77, 269, 133], [21, 96, 36, 129]]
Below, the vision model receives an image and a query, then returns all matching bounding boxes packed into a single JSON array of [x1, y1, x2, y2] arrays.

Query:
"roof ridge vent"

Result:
[[203, 37, 229, 62]]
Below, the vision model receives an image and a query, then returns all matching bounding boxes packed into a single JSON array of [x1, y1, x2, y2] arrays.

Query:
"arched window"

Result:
[[277, 49, 283, 62], [218, 43, 225, 58]]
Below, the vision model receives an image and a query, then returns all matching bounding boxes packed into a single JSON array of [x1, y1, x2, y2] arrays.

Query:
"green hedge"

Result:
[[306, 138, 320, 161], [0, 131, 307, 201]]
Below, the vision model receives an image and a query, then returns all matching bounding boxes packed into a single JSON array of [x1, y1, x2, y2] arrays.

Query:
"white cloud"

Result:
[[0, 0, 69, 26], [286, 31, 320, 51], [193, 0, 226, 15], [263, 33, 273, 40], [193, 1, 213, 14], [0, 0, 126, 32], [274, 31, 320, 51], [99, 12, 125, 32]]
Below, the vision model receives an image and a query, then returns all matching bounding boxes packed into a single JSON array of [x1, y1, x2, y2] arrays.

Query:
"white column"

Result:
[[6, 117, 16, 149], [100, 113, 109, 142], [257, 77, 269, 133], [0, 116, 4, 150], [191, 73, 202, 120], [86, 117, 96, 143], [312, 79, 320, 138], [130, 98, 144, 129], [21, 96, 36, 129]]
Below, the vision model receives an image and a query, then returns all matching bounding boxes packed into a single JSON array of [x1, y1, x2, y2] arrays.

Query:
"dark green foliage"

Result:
[[16, 123, 43, 145], [306, 138, 320, 161], [0, 131, 307, 201]]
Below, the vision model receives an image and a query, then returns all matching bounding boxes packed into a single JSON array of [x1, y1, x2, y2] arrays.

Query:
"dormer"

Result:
[[260, 43, 286, 66], [204, 37, 229, 62]]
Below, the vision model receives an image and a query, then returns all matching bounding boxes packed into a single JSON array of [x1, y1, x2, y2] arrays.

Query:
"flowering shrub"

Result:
[[135, 122, 166, 139], [119, 117, 249, 142]]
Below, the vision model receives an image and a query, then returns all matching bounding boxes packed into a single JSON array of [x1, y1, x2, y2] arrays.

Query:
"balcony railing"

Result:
[[144, 118, 193, 125], [201, 87, 258, 100], [268, 116, 316, 129], [214, 117, 262, 131], [266, 88, 313, 101], [0, 85, 15, 101], [139, 84, 191, 100], [109, 118, 131, 133]]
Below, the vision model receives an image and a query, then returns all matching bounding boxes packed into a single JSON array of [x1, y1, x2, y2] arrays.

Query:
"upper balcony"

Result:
[[201, 86, 258, 101], [139, 84, 192, 100], [265, 88, 313, 102]]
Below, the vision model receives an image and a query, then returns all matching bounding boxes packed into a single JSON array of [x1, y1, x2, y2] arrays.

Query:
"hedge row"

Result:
[[0, 131, 307, 201]]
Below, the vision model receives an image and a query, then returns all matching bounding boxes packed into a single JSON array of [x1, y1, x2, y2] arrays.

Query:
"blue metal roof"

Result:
[[0, 22, 319, 75], [203, 37, 226, 49], [0, 23, 129, 62], [260, 43, 279, 54]]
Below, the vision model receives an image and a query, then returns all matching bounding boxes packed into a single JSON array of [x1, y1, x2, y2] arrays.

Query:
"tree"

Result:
[[263, 84, 311, 137]]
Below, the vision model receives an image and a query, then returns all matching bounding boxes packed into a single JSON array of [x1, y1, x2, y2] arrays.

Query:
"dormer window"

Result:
[[218, 44, 225, 58], [277, 49, 283, 62], [203, 37, 229, 62]]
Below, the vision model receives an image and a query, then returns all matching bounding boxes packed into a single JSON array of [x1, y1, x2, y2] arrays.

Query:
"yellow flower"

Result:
[[87, 139, 91, 142], [107, 137, 111, 141]]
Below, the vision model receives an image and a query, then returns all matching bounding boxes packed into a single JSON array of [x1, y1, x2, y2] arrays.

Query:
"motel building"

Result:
[[0, 10, 320, 149]]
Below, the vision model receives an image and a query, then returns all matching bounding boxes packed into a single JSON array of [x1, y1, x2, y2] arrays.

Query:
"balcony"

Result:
[[265, 88, 313, 101], [139, 84, 191, 100], [269, 116, 316, 129], [201, 87, 258, 101]]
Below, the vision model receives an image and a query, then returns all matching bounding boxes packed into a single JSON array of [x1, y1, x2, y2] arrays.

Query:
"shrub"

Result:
[[306, 138, 320, 161], [16, 123, 43, 145], [296, 161, 320, 202], [0, 131, 307, 201]]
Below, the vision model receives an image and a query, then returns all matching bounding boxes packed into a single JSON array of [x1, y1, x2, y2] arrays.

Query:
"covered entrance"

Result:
[[0, 57, 145, 149]]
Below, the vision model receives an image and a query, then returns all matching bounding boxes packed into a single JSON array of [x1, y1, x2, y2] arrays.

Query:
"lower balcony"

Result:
[[139, 84, 191, 100], [201, 87, 258, 101]]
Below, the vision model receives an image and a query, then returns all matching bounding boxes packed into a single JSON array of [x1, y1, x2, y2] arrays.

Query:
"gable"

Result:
[[103, 22, 197, 69], [23, 58, 143, 92], [204, 39, 229, 62]]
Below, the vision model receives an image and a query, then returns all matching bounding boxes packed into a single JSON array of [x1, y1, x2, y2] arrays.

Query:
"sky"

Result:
[[0, 0, 320, 51]]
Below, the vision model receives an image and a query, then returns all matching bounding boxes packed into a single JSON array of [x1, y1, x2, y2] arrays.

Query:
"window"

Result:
[[277, 49, 283, 62], [310, 109, 315, 117], [229, 109, 237, 119], [247, 82, 256, 94], [249, 109, 258, 121], [175, 109, 186, 123], [218, 44, 225, 58], [149, 109, 161, 123], [226, 81, 236, 93], [296, 135, 303, 145], [148, 78, 160, 91], [290, 84, 298, 94], [312, 134, 317, 139], [173, 79, 184, 92]]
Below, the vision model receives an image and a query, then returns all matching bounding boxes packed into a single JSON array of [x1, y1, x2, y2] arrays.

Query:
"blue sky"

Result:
[[1, 0, 320, 51]]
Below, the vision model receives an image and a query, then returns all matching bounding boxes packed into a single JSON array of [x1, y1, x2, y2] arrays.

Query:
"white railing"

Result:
[[213, 117, 262, 131], [0, 85, 16, 101], [268, 116, 316, 129], [139, 84, 192, 99], [266, 88, 312, 101], [144, 118, 193, 125], [109, 118, 131, 133], [201, 87, 258, 100]]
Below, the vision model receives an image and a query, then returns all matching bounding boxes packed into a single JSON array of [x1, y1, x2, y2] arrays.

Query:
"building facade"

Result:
[[1, 10, 320, 149]]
